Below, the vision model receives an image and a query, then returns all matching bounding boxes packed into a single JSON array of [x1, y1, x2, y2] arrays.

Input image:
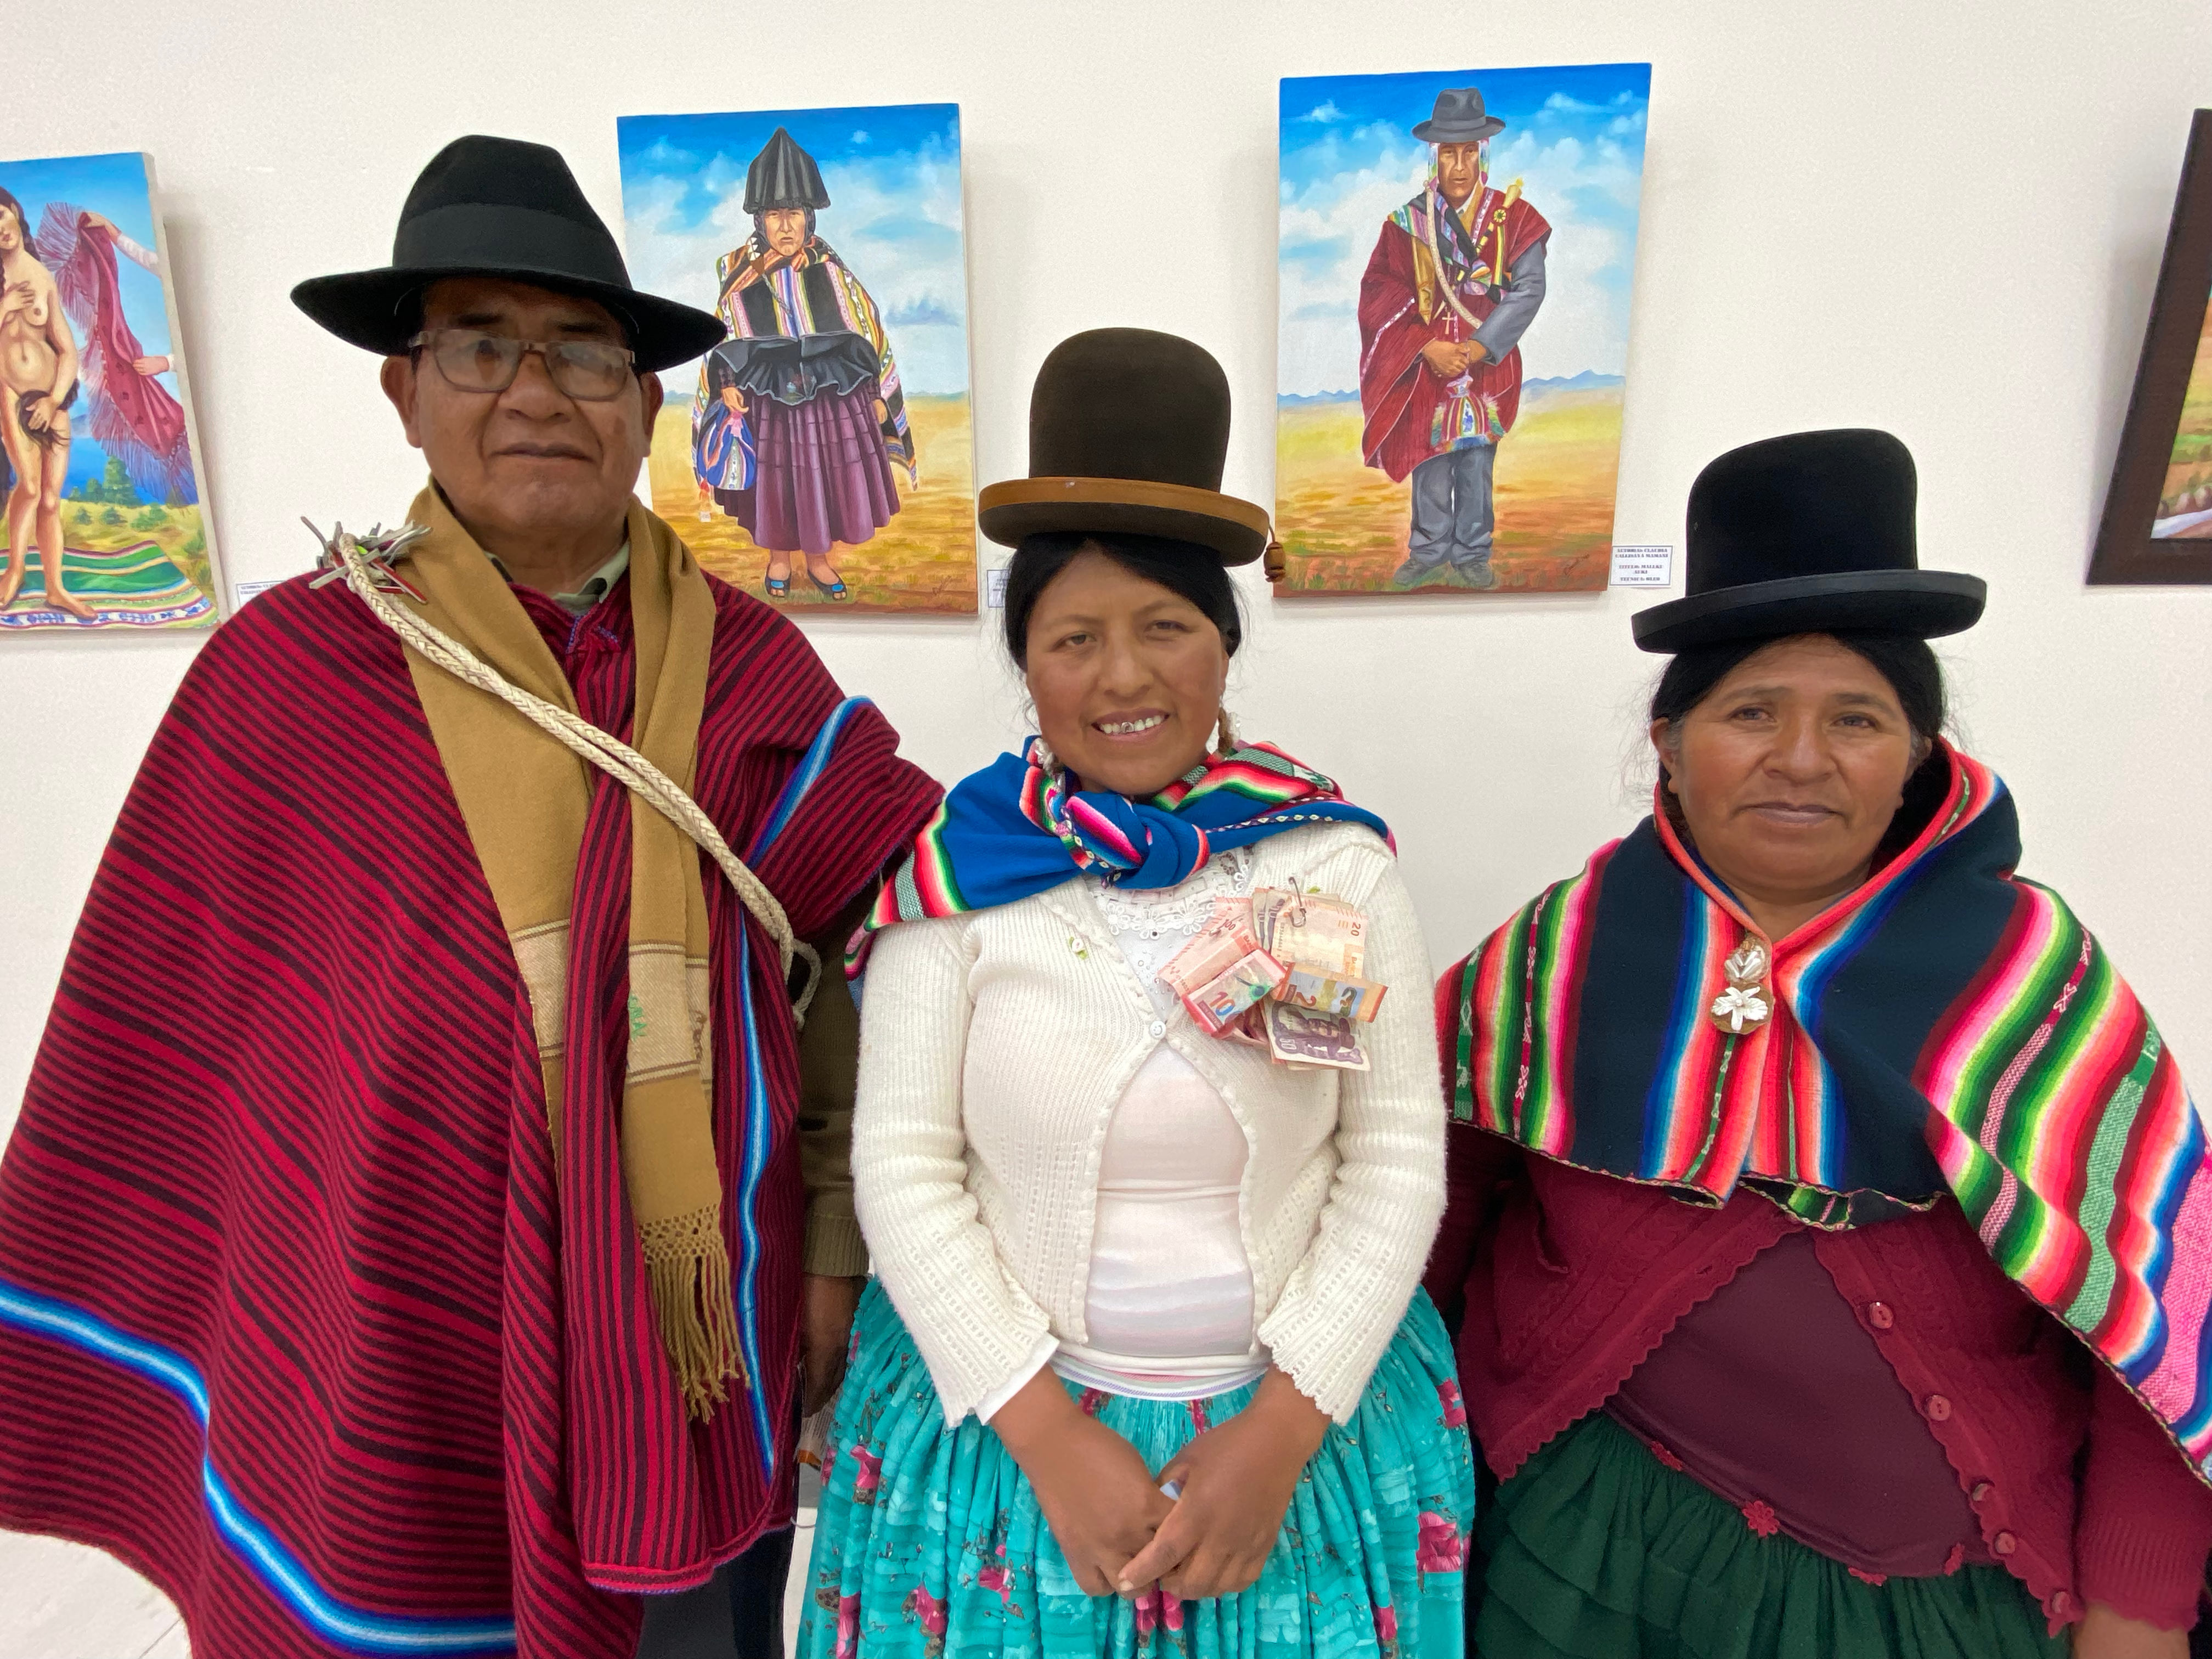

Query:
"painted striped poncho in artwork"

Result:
[[1441, 743, 2212, 1481], [692, 234, 915, 480], [0, 562, 938, 1657], [853, 737, 1391, 965]]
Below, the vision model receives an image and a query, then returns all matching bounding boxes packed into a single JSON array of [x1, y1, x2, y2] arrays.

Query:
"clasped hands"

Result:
[[991, 1365, 1328, 1604], [1419, 337, 1489, 379]]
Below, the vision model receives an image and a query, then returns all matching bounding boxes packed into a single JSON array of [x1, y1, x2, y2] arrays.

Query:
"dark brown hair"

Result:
[[1002, 532, 1242, 668]]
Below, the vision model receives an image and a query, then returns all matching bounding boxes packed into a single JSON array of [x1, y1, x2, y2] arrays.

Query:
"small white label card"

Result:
[[232, 578, 288, 607], [985, 567, 1010, 608], [1609, 544, 1674, 588]]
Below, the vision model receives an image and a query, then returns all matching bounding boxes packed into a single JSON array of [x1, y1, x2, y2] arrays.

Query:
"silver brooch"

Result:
[[1708, 938, 1772, 1034]]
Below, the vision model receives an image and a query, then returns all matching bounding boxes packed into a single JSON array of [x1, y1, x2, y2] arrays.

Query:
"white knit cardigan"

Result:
[[852, 821, 1445, 1426]]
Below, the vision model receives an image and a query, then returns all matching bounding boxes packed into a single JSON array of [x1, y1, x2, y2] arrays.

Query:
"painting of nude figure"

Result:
[[1274, 64, 1650, 596], [617, 104, 977, 614], [0, 151, 219, 631]]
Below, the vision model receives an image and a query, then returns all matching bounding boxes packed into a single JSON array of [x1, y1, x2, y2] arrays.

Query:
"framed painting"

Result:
[[2090, 109, 2212, 585], [1274, 63, 1650, 596], [616, 103, 977, 613], [0, 151, 221, 632]]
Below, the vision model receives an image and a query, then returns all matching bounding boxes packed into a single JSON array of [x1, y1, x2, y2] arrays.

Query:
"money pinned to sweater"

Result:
[[1141, 885, 1379, 1069]]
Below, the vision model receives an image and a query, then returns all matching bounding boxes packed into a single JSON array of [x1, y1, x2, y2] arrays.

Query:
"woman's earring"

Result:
[[1033, 736, 1063, 778], [1214, 709, 1239, 756]]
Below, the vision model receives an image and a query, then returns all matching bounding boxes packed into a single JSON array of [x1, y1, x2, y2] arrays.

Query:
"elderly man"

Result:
[[0, 136, 937, 1659], [1357, 86, 1550, 590]]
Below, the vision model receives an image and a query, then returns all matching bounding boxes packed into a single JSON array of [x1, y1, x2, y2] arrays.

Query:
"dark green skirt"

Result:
[[1471, 1413, 2064, 1659]]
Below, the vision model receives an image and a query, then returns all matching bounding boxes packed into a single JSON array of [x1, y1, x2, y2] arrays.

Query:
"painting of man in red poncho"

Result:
[[1276, 65, 1650, 594], [0, 151, 219, 631]]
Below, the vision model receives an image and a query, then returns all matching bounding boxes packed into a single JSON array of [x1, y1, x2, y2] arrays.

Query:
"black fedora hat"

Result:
[[291, 134, 725, 373], [1411, 87, 1505, 144], [743, 128, 830, 214], [1632, 429, 1986, 654], [977, 328, 1271, 566]]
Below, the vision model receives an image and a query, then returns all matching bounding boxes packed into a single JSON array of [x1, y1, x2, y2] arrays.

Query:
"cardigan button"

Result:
[[1970, 1481, 1993, 1505], [1865, 1301, 1895, 1330], [1993, 1531, 2018, 1556], [1147, 1020, 1166, 1038], [1923, 1394, 1953, 1422]]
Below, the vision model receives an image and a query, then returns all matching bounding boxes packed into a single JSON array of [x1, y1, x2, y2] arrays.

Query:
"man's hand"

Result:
[[1117, 1368, 1328, 1600], [2073, 1604, 2188, 1657], [991, 1369, 1172, 1596], [719, 386, 746, 415], [799, 1274, 862, 1417], [1464, 340, 1490, 366], [1419, 339, 1470, 380]]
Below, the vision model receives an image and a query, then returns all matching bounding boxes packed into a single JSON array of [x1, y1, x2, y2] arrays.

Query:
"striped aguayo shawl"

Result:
[[1443, 743, 2212, 1480], [705, 235, 913, 478], [0, 545, 937, 1656], [854, 736, 1390, 961]]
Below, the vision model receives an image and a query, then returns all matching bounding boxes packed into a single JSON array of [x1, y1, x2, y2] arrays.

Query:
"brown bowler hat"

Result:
[[977, 328, 1272, 566]]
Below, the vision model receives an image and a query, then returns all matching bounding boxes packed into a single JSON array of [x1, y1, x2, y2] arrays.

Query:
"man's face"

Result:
[[761, 208, 809, 259], [379, 278, 663, 547], [1436, 142, 1486, 206]]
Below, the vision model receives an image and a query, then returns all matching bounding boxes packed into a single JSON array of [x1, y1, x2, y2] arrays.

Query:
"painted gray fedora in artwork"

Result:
[[1411, 87, 1506, 144], [291, 134, 724, 373], [1632, 428, 1987, 654]]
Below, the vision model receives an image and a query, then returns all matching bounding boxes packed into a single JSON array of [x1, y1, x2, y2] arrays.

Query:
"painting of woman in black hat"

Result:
[[617, 105, 979, 612]]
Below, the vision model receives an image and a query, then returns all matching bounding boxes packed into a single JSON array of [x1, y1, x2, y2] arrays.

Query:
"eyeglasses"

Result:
[[407, 329, 635, 401]]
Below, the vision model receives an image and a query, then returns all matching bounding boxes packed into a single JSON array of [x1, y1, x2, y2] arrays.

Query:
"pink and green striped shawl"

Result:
[[1441, 743, 2212, 1480]]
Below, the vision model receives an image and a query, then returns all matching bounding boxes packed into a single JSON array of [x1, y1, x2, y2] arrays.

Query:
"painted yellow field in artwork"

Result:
[[648, 392, 978, 613], [2157, 288, 2212, 532], [1273, 387, 1622, 594]]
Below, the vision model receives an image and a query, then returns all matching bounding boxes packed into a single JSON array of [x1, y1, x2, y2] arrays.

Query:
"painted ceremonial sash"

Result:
[[1442, 743, 2212, 1478], [855, 736, 1390, 962]]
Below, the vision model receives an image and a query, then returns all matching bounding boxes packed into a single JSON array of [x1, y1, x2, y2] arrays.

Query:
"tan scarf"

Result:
[[391, 484, 740, 1419]]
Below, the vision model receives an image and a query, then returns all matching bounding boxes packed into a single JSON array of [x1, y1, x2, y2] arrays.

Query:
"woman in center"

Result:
[[799, 329, 1474, 1658]]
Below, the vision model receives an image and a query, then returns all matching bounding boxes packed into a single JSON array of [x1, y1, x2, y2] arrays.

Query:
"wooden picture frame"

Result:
[[2090, 109, 2212, 584]]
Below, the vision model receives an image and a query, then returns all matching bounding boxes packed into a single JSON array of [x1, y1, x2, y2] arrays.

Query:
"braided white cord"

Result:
[[312, 521, 820, 1023]]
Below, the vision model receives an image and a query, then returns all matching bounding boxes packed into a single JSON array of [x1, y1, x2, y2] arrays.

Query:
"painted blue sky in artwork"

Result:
[[616, 104, 969, 397], [1278, 64, 1650, 396], [0, 151, 180, 494]]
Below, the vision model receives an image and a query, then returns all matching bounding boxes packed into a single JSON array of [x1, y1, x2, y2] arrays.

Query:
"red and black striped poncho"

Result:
[[0, 565, 938, 1657]]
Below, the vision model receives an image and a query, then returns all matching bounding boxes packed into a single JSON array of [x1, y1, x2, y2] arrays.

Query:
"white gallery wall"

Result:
[[2, 12, 2210, 1209]]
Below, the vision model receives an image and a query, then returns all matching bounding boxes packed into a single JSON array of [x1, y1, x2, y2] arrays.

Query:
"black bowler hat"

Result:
[[291, 134, 725, 373], [1412, 87, 1505, 144], [1632, 429, 1987, 654], [743, 128, 830, 214], [977, 328, 1271, 566]]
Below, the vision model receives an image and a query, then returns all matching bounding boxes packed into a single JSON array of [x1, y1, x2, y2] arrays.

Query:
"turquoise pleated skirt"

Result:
[[797, 1280, 1476, 1658]]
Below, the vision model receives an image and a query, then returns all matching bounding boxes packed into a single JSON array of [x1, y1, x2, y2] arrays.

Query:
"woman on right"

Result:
[[1424, 429, 2212, 1658]]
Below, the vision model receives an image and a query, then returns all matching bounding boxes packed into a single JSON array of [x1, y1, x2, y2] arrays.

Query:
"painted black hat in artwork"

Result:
[[291, 134, 725, 371], [743, 128, 831, 213], [1630, 428, 1987, 653]]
